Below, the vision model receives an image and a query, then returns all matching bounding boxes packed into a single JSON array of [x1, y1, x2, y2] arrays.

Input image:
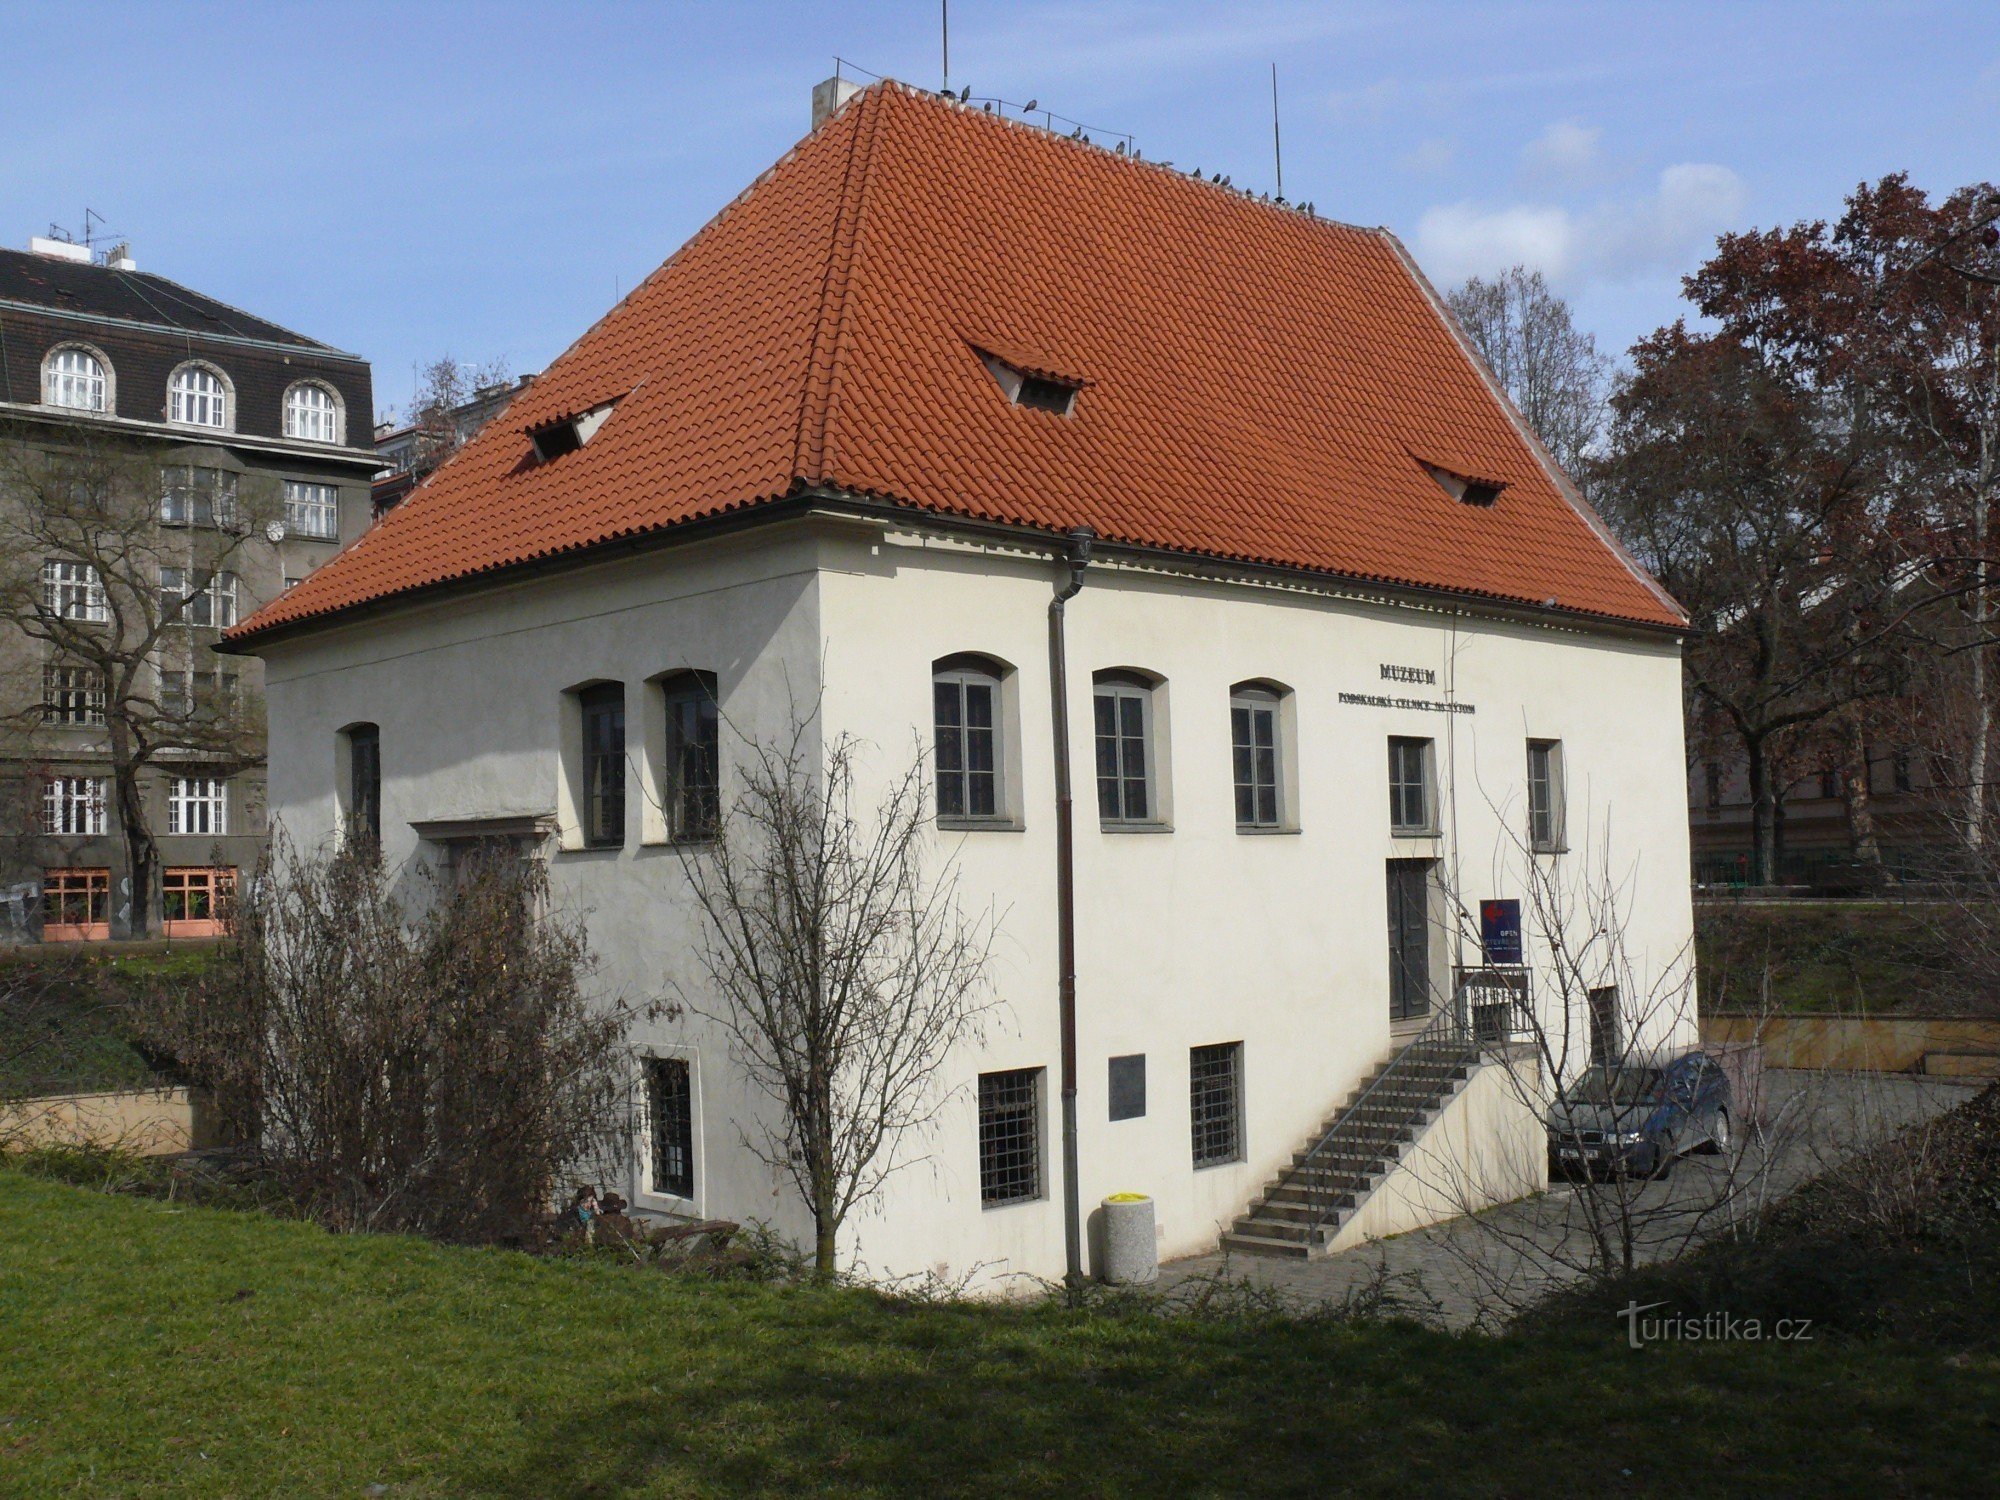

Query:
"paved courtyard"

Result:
[[1158, 1069, 1981, 1330]]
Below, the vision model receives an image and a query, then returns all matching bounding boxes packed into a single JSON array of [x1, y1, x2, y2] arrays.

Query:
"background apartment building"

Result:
[[0, 234, 375, 939]]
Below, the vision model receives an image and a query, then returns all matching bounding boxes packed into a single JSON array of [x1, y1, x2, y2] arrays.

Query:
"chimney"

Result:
[[27, 235, 90, 264], [811, 75, 863, 131], [102, 240, 137, 271]]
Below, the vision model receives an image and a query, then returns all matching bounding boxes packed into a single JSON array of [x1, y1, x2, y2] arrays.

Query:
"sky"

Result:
[[3, 2, 1993, 423]]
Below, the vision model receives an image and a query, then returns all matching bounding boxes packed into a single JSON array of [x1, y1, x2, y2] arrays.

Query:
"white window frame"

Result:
[[43, 344, 110, 413], [42, 559, 107, 622], [635, 1048, 701, 1209], [1388, 736, 1437, 837], [167, 776, 229, 836], [160, 567, 239, 629], [1528, 738, 1566, 853], [42, 663, 105, 726], [283, 480, 340, 540], [167, 362, 232, 430], [43, 776, 107, 836], [161, 465, 240, 528], [282, 381, 343, 444]]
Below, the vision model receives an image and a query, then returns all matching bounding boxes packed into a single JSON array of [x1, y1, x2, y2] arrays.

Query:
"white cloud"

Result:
[[1522, 120, 1602, 183], [1399, 136, 1456, 175], [1413, 162, 1748, 289]]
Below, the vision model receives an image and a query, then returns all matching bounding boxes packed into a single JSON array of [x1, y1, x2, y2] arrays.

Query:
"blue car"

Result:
[[1547, 1050, 1733, 1180]]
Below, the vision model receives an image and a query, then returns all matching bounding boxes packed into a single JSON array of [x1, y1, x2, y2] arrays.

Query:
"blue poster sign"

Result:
[[1481, 899, 1523, 965]]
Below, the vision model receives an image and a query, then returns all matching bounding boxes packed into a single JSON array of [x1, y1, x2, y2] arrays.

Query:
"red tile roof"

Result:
[[232, 81, 1683, 643]]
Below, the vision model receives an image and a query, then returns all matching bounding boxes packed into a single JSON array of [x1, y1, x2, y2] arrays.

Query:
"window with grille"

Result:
[[978, 1068, 1043, 1206], [44, 346, 107, 411], [283, 480, 340, 540], [42, 868, 109, 936], [160, 568, 239, 628], [1527, 739, 1564, 852], [1230, 686, 1281, 828], [1190, 1042, 1243, 1167], [43, 776, 106, 836], [1388, 737, 1435, 835], [345, 724, 381, 847], [168, 776, 228, 836], [645, 1056, 696, 1199], [160, 466, 238, 527], [1094, 672, 1156, 824], [42, 559, 106, 622], [580, 684, 626, 848], [43, 664, 105, 726], [283, 382, 341, 443], [169, 364, 229, 427], [658, 673, 719, 841], [934, 657, 1003, 822]]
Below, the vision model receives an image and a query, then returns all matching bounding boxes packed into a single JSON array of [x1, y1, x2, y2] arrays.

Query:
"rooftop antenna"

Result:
[[83, 208, 106, 249], [1270, 64, 1284, 200]]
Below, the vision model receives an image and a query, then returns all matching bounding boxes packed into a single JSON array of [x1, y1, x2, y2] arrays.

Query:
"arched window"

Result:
[[283, 381, 342, 443], [1093, 669, 1164, 825], [43, 346, 109, 412], [168, 363, 230, 429], [933, 654, 1008, 823], [659, 671, 720, 841], [1230, 681, 1290, 830]]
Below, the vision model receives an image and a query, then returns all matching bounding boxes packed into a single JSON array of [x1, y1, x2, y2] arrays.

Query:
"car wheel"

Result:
[[1705, 1108, 1731, 1156]]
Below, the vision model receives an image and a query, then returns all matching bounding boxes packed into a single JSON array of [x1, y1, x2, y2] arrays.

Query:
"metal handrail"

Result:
[[1288, 999, 1482, 1242]]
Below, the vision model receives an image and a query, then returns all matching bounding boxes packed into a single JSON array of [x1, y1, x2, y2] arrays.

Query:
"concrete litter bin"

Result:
[[1100, 1192, 1157, 1285]]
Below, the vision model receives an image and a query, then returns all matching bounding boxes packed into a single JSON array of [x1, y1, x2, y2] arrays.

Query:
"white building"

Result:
[[228, 80, 1693, 1286]]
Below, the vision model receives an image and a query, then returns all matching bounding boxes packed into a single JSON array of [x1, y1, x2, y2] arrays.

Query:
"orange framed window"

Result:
[[162, 866, 236, 938], [42, 867, 110, 941]]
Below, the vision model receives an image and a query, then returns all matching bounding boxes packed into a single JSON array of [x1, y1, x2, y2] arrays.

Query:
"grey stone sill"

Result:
[[1236, 825, 1301, 836], [1100, 822, 1173, 835], [937, 818, 1024, 834]]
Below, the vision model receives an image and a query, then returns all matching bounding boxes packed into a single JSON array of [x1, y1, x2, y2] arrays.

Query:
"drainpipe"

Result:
[[1048, 526, 1095, 1287]]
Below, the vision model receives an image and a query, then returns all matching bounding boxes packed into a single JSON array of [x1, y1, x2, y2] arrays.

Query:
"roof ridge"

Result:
[[793, 83, 886, 484], [875, 78, 1377, 238]]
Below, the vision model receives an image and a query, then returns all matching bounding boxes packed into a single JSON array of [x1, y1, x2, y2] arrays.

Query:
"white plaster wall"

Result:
[[256, 516, 1693, 1292], [814, 529, 1692, 1288]]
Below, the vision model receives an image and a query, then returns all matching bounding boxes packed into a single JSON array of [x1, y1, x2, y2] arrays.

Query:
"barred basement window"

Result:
[[284, 480, 340, 540], [43, 664, 105, 726], [645, 1056, 695, 1200], [1189, 1042, 1243, 1167], [978, 1068, 1043, 1206]]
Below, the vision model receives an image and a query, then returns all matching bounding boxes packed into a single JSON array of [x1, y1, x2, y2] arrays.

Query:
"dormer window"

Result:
[[528, 399, 619, 463], [980, 352, 1081, 416], [1421, 461, 1503, 508]]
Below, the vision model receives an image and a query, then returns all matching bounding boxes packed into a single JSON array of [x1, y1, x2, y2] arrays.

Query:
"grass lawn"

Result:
[[1695, 900, 1978, 1014], [2, 1173, 1998, 1496]]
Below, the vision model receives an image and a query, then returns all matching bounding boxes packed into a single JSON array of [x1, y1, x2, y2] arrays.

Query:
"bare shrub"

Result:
[[674, 705, 998, 1281], [135, 837, 646, 1243]]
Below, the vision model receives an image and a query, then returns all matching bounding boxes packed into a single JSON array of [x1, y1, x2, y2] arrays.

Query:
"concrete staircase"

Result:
[[1222, 1032, 1481, 1259]]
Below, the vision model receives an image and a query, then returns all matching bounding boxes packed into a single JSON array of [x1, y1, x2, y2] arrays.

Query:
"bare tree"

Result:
[[0, 423, 273, 936], [1446, 265, 1612, 481], [402, 354, 512, 476], [134, 836, 643, 1242], [673, 706, 998, 1280]]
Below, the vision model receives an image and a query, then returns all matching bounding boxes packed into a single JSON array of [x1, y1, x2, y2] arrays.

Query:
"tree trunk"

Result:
[[107, 728, 157, 940], [1970, 479, 1992, 849], [1842, 721, 1883, 869], [1747, 737, 1777, 886]]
